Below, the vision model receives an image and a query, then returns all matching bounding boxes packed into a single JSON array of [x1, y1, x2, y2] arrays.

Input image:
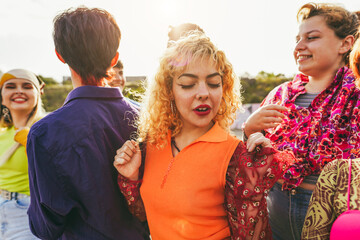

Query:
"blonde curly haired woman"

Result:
[[114, 33, 295, 239]]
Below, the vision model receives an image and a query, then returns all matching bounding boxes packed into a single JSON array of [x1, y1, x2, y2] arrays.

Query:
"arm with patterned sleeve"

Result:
[[116, 142, 147, 222], [117, 175, 147, 222], [225, 141, 296, 239]]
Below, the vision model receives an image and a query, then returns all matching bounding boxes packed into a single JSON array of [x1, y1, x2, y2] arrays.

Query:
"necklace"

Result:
[[161, 138, 179, 188], [171, 138, 181, 152]]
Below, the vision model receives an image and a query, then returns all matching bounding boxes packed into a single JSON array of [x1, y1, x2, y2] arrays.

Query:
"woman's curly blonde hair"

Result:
[[137, 32, 242, 148]]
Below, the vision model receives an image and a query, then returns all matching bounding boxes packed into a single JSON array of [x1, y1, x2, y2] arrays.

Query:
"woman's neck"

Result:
[[173, 121, 215, 151], [70, 67, 105, 88], [10, 110, 30, 129], [305, 63, 344, 93], [306, 71, 338, 94], [305, 78, 332, 93]]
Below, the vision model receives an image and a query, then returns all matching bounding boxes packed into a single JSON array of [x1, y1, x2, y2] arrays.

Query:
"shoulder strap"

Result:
[[347, 159, 352, 211], [0, 142, 21, 167]]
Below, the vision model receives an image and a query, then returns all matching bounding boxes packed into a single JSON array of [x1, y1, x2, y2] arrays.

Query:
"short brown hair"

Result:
[[53, 7, 121, 86], [114, 60, 123, 69], [297, 3, 359, 66]]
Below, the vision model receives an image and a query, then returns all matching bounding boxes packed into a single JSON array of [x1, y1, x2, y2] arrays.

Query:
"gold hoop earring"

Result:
[[217, 97, 227, 115], [170, 101, 177, 115]]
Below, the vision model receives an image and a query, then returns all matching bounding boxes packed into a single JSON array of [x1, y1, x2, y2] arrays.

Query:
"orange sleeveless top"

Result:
[[140, 123, 240, 239]]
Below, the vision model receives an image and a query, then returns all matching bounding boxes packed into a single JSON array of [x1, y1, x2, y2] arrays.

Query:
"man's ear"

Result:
[[111, 52, 119, 67], [339, 35, 355, 54], [55, 49, 66, 63]]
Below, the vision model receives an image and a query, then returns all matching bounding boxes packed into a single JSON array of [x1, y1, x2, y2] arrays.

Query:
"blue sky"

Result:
[[0, 0, 359, 82]]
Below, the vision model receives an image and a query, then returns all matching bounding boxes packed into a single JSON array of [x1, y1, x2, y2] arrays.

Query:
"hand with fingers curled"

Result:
[[113, 140, 142, 181], [243, 104, 287, 138], [246, 132, 272, 152], [245, 132, 276, 182]]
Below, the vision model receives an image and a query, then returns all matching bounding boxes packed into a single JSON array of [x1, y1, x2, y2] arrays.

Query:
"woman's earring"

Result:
[[2, 106, 11, 122], [217, 97, 227, 115], [171, 101, 177, 115]]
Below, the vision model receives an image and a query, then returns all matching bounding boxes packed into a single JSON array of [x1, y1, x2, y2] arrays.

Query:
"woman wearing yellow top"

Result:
[[114, 33, 296, 239], [0, 69, 45, 239]]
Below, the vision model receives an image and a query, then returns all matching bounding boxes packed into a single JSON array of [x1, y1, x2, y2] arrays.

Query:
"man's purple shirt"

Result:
[[27, 86, 148, 240]]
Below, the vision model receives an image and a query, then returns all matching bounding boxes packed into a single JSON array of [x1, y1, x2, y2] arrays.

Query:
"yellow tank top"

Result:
[[0, 127, 30, 195]]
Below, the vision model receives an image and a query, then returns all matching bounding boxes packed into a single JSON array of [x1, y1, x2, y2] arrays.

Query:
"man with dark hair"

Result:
[[27, 7, 148, 239]]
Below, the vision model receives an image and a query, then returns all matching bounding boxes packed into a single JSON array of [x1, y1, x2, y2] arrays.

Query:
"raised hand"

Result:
[[244, 104, 287, 138], [113, 140, 142, 181], [246, 132, 274, 184]]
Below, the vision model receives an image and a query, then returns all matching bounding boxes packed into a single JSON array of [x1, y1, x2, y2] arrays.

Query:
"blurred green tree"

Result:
[[38, 71, 294, 112], [41, 85, 73, 112], [37, 75, 59, 86], [240, 71, 293, 103], [123, 82, 146, 103]]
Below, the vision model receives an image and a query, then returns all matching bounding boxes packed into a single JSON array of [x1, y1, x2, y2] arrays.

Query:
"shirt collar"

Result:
[[293, 66, 351, 89], [64, 86, 124, 106], [289, 66, 353, 99], [168, 122, 228, 144]]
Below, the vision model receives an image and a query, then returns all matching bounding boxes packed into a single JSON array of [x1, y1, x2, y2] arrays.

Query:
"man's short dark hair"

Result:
[[114, 60, 123, 69], [53, 7, 121, 85]]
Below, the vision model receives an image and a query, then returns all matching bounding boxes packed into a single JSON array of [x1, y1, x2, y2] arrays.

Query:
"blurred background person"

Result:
[[109, 60, 126, 90], [109, 59, 140, 107], [0, 68, 45, 239], [167, 22, 205, 47]]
